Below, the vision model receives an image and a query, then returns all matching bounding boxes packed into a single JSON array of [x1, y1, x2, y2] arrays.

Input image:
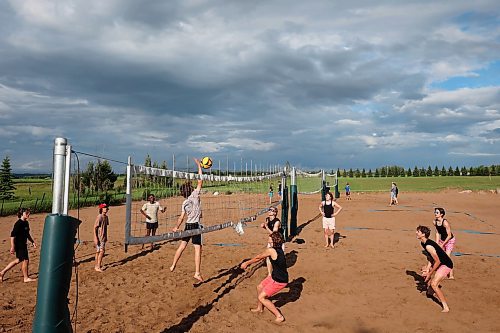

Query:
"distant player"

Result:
[[268, 184, 274, 204], [140, 194, 166, 248], [345, 183, 351, 200], [433, 208, 456, 279], [319, 192, 343, 248], [94, 203, 109, 272], [416, 225, 453, 312]]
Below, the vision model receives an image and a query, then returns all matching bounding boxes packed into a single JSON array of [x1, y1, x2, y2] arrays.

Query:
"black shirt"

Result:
[[435, 219, 454, 241], [323, 201, 334, 218], [421, 239, 453, 269], [267, 217, 281, 232], [271, 247, 289, 283], [11, 219, 31, 248]]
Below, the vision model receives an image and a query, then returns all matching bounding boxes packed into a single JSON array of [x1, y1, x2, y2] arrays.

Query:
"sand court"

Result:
[[1, 190, 499, 332]]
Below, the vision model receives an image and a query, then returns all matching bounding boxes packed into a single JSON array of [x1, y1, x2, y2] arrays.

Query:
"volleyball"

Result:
[[200, 156, 213, 169]]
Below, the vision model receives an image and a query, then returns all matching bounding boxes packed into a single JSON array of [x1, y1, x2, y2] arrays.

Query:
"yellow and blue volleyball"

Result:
[[200, 156, 213, 169]]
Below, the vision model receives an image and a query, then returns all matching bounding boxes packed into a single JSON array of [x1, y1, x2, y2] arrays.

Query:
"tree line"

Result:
[[335, 165, 500, 178]]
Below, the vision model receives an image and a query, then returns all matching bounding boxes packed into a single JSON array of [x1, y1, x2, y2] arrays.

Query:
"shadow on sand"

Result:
[[163, 251, 301, 332], [405, 270, 441, 306]]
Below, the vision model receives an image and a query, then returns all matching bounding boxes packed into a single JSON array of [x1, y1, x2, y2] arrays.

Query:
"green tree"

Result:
[[348, 168, 354, 178], [433, 166, 439, 177], [454, 166, 460, 176], [447, 166, 454, 176], [0, 156, 16, 200], [412, 166, 419, 177], [407, 168, 412, 177], [441, 166, 447, 176], [354, 168, 361, 178], [145, 154, 152, 167], [361, 168, 366, 178], [380, 167, 387, 177], [96, 160, 118, 191], [374, 168, 380, 177], [368, 169, 373, 177], [426, 166, 433, 177]]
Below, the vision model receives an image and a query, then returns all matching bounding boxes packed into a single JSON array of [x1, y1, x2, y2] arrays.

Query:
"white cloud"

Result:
[[335, 119, 362, 126]]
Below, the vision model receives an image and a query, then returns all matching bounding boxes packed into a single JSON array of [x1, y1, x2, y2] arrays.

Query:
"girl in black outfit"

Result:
[[0, 208, 37, 282], [261, 207, 283, 275], [433, 207, 456, 279], [241, 231, 288, 323], [416, 225, 453, 312]]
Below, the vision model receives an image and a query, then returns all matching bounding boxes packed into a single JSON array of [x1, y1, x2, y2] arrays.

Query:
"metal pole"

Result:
[[52, 137, 67, 214], [63, 145, 71, 214], [125, 156, 132, 252], [290, 167, 298, 237]]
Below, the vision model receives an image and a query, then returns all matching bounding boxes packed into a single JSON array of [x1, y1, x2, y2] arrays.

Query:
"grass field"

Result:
[[1, 175, 498, 216]]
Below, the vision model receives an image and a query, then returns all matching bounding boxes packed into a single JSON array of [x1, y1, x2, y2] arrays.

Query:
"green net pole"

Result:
[[334, 183, 340, 199], [33, 214, 80, 333], [282, 186, 289, 240]]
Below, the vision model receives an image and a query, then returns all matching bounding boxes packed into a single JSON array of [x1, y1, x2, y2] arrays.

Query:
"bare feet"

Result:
[[23, 277, 37, 282], [169, 265, 175, 272], [329, 244, 335, 249], [441, 305, 450, 313], [0, 271, 4, 282], [324, 244, 329, 248], [250, 308, 263, 313], [95, 267, 104, 272], [194, 273, 204, 282], [275, 315, 285, 323]]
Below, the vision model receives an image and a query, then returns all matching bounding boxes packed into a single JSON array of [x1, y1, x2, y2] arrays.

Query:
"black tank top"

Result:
[[421, 239, 453, 268], [323, 201, 334, 218], [271, 248, 289, 283], [435, 219, 454, 241], [267, 217, 281, 232]]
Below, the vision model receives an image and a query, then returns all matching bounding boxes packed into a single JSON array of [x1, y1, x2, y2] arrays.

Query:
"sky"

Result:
[[0, 0, 499, 174]]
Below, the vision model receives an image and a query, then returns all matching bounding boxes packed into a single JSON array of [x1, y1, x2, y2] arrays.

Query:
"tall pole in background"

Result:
[[289, 167, 298, 237]]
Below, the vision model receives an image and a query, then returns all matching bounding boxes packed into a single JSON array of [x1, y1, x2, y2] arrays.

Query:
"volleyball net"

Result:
[[124, 161, 283, 250], [295, 169, 337, 195]]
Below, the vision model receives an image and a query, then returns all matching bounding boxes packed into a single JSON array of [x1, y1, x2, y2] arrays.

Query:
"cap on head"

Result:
[[99, 203, 108, 209]]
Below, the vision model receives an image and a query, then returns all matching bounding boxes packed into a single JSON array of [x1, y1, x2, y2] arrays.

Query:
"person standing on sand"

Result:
[[319, 192, 343, 248], [94, 203, 109, 272], [390, 182, 398, 205], [0, 208, 37, 282], [170, 158, 205, 282], [241, 231, 288, 323], [268, 184, 274, 204], [416, 225, 453, 313], [140, 194, 166, 248], [345, 183, 351, 200], [433, 208, 456, 279]]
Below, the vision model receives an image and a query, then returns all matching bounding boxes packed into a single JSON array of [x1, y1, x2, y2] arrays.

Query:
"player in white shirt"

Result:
[[140, 194, 166, 248]]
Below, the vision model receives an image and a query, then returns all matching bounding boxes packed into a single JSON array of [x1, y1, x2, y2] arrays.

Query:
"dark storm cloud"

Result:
[[0, 0, 499, 172]]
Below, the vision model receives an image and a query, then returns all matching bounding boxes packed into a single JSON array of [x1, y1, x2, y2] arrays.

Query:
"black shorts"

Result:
[[181, 223, 202, 245], [146, 222, 158, 230], [15, 244, 29, 261]]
